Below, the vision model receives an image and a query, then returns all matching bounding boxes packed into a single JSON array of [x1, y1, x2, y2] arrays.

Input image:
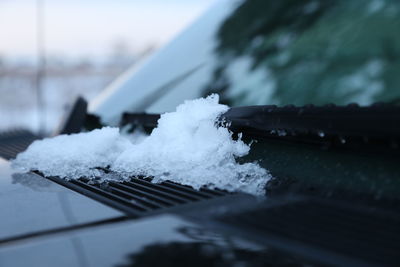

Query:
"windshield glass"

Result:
[[90, 0, 400, 124], [202, 0, 400, 106]]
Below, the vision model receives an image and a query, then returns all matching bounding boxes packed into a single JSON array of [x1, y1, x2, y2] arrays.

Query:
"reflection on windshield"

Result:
[[203, 0, 400, 106]]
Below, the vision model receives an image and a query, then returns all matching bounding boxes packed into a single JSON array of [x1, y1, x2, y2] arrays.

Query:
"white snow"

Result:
[[12, 127, 131, 179], [12, 95, 270, 196]]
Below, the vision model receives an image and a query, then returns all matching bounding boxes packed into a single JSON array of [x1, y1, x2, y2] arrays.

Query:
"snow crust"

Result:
[[12, 127, 131, 179], [12, 95, 270, 196]]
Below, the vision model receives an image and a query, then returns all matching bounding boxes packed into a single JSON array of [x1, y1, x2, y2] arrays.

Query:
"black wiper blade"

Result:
[[220, 103, 400, 153], [121, 103, 400, 154], [120, 113, 160, 128]]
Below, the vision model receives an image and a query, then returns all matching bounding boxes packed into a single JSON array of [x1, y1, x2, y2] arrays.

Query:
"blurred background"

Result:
[[3, 0, 400, 136], [0, 0, 216, 133]]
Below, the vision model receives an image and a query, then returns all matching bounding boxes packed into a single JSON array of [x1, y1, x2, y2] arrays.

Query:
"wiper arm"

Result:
[[122, 103, 400, 154]]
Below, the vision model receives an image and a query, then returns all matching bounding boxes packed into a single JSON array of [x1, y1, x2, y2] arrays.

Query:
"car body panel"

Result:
[[1, 0, 400, 265], [0, 158, 123, 240], [0, 215, 235, 267]]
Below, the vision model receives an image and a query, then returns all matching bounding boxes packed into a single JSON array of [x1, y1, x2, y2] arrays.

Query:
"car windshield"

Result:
[[202, 0, 400, 107]]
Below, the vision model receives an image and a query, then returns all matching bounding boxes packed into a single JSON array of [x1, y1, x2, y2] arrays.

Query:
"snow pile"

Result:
[[113, 95, 270, 195], [12, 95, 270, 195], [12, 127, 131, 179]]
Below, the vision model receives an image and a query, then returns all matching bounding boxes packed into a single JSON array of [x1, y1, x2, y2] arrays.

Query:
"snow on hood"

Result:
[[12, 95, 270, 196]]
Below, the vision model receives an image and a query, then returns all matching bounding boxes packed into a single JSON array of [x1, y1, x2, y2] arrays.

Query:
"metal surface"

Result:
[[220, 104, 400, 153], [58, 97, 88, 135], [43, 174, 239, 218], [120, 103, 400, 154], [0, 215, 201, 267], [0, 160, 124, 241], [216, 196, 400, 266]]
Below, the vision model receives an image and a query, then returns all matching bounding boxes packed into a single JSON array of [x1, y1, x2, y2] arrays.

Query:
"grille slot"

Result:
[[122, 181, 188, 204], [0, 130, 39, 160], [129, 178, 204, 201], [108, 182, 176, 207], [44, 174, 231, 218]]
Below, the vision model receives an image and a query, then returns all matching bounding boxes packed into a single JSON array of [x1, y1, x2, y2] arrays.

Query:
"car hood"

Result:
[[0, 158, 123, 241]]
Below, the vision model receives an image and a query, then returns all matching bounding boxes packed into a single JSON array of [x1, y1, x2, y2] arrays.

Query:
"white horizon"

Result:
[[0, 0, 217, 59]]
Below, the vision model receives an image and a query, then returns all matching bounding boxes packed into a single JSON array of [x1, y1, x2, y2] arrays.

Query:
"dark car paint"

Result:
[[1, 1, 400, 265], [0, 158, 268, 267], [0, 215, 206, 267], [0, 158, 123, 241]]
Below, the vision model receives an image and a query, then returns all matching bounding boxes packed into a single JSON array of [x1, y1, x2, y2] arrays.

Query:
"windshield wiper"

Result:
[[121, 103, 400, 154]]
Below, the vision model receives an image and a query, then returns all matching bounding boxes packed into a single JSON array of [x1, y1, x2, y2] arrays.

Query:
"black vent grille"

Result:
[[0, 130, 39, 160], [218, 198, 400, 266], [44, 174, 231, 217]]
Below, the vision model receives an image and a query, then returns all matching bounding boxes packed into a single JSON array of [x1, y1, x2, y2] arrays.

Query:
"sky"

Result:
[[0, 0, 217, 60]]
